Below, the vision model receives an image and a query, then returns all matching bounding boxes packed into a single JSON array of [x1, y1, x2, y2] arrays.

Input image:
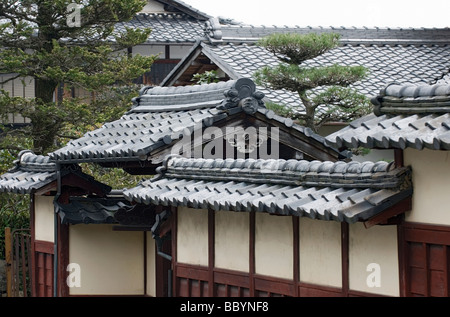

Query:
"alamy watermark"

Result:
[[67, 3, 81, 28], [170, 124, 281, 168], [366, 262, 381, 288], [66, 263, 81, 288]]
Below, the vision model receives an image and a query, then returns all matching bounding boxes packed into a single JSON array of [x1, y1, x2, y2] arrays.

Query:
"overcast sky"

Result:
[[183, 0, 450, 28]]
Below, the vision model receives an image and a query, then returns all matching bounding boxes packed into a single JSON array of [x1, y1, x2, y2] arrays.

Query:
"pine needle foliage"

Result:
[[254, 32, 371, 133]]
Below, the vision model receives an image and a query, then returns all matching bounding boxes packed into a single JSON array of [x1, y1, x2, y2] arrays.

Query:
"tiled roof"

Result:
[[56, 194, 164, 227], [116, 12, 206, 44], [205, 23, 450, 45], [325, 83, 450, 150], [124, 155, 412, 223], [49, 79, 344, 164], [0, 150, 56, 194], [163, 23, 450, 114], [56, 196, 131, 225], [155, 0, 212, 21]]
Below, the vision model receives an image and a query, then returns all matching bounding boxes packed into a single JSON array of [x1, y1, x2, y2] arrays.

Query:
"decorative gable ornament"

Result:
[[217, 78, 265, 114]]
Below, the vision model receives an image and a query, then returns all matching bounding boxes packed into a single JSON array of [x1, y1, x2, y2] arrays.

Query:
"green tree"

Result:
[[254, 32, 371, 133], [0, 0, 157, 155], [192, 70, 220, 85]]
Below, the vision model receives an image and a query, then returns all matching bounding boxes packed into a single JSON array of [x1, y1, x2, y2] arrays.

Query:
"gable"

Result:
[[49, 79, 345, 174]]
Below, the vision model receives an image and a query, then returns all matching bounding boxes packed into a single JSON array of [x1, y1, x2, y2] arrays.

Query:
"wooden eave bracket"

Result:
[[363, 197, 412, 229]]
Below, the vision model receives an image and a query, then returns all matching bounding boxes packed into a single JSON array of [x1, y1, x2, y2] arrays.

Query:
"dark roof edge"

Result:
[[205, 18, 450, 45], [156, 0, 212, 21]]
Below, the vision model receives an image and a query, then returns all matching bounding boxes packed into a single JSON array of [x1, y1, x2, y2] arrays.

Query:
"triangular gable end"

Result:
[[49, 79, 347, 175]]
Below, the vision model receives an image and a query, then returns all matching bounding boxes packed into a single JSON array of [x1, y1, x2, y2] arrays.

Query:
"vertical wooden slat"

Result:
[[444, 246, 449, 297], [172, 207, 178, 297], [341, 222, 349, 297], [249, 211, 255, 297], [37, 253, 44, 297], [425, 243, 430, 297], [208, 209, 214, 297], [20, 235, 27, 297], [25, 235, 32, 297], [394, 149, 404, 168], [5, 227, 12, 297], [30, 194, 36, 297], [57, 220, 69, 297], [397, 222, 407, 297], [14, 233, 20, 296], [292, 216, 299, 297], [45, 254, 53, 297]]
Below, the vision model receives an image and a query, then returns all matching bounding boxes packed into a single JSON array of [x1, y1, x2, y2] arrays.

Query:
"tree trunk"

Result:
[[298, 91, 318, 133]]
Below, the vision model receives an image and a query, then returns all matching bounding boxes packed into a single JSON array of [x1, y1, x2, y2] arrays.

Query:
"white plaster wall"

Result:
[[146, 233, 156, 297], [349, 223, 399, 296], [34, 195, 55, 243], [404, 148, 450, 225], [299, 218, 342, 287], [177, 207, 209, 266], [68, 224, 144, 295], [255, 213, 293, 279], [215, 211, 249, 272]]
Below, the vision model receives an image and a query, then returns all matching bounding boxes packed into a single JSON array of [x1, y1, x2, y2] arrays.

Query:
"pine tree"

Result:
[[254, 32, 370, 133], [0, 0, 157, 154]]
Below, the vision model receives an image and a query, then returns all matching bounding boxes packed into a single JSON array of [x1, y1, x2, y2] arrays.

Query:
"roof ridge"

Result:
[[205, 18, 450, 45], [10, 150, 56, 173], [372, 82, 450, 116], [155, 0, 212, 21], [152, 155, 409, 189], [131, 78, 266, 114]]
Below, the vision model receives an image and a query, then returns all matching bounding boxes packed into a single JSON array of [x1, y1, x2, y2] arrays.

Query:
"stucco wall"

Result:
[[146, 233, 156, 297], [215, 210, 249, 272], [34, 195, 55, 243], [68, 224, 144, 295], [349, 222, 399, 296], [177, 207, 209, 266], [175, 207, 401, 295], [404, 148, 450, 225], [255, 213, 293, 280], [299, 218, 342, 287]]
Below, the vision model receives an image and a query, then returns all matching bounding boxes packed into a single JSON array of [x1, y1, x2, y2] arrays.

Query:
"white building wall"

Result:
[[146, 233, 156, 296], [68, 224, 145, 295], [177, 207, 209, 266], [34, 195, 55, 243], [255, 213, 293, 280], [404, 148, 450, 225], [349, 222, 399, 296], [215, 210, 249, 272], [299, 218, 342, 287]]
